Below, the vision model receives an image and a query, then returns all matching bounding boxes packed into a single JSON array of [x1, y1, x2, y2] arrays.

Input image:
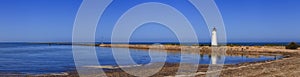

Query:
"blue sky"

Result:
[[0, 0, 300, 42]]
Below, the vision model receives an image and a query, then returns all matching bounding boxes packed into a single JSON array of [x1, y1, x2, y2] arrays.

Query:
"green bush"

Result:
[[286, 42, 299, 49], [227, 44, 241, 47]]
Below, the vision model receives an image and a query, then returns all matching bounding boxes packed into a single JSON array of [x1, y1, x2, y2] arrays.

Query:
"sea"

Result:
[[0, 42, 285, 74]]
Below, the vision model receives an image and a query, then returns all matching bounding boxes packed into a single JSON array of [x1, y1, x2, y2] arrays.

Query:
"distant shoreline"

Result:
[[1, 42, 295, 46]]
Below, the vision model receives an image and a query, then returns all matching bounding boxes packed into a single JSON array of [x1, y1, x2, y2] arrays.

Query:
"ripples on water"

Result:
[[0, 43, 282, 74]]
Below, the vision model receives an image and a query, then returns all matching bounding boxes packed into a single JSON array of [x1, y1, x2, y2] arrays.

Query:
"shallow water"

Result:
[[0, 43, 282, 74]]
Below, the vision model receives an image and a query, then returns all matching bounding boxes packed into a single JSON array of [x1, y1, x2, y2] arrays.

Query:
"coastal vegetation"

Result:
[[264, 44, 285, 46], [286, 42, 299, 49], [227, 44, 241, 47]]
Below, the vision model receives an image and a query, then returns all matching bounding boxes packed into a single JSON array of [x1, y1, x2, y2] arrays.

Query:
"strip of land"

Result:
[[97, 44, 300, 77]]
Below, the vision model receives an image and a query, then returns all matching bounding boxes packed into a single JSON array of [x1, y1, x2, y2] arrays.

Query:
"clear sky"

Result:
[[0, 0, 300, 42]]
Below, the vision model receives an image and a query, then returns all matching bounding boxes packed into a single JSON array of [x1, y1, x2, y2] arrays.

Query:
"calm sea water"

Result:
[[0, 43, 282, 74]]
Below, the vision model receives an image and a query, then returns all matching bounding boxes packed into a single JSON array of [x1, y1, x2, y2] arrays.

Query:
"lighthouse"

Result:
[[211, 27, 218, 64], [211, 27, 218, 46]]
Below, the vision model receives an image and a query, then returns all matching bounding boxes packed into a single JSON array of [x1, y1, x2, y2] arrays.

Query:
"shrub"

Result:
[[227, 44, 241, 47], [286, 42, 299, 49]]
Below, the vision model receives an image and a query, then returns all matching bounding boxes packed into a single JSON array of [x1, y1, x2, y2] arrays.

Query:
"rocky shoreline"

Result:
[[99, 44, 293, 56]]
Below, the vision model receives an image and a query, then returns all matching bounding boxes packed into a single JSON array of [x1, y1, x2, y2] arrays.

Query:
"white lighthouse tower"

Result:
[[211, 27, 218, 64], [211, 27, 218, 46]]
